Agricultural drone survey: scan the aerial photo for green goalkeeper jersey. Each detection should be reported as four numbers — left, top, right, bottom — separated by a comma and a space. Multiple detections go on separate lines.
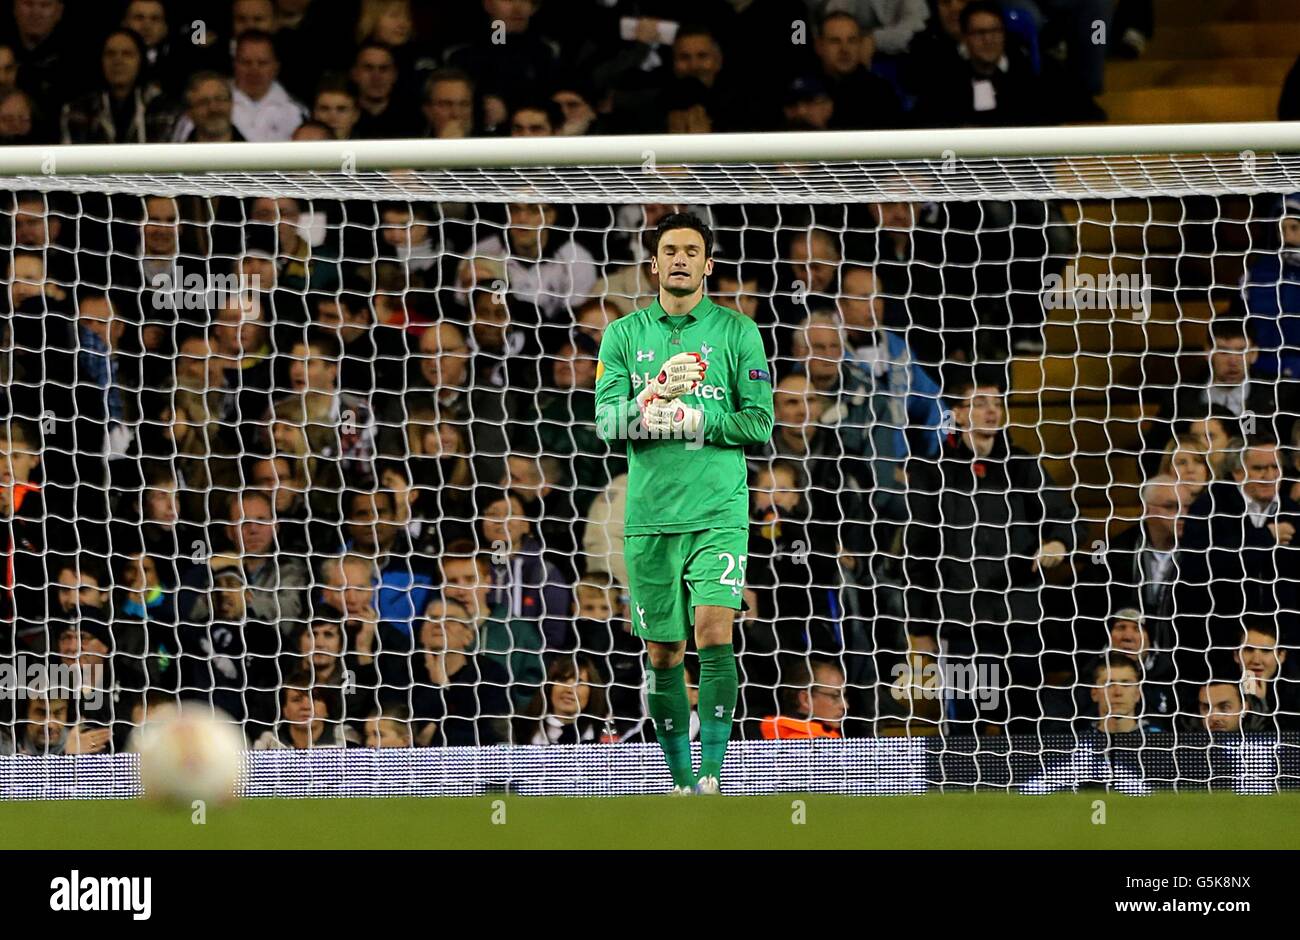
595, 295, 774, 535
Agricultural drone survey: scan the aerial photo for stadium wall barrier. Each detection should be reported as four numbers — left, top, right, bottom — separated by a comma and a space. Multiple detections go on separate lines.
1, 735, 1296, 800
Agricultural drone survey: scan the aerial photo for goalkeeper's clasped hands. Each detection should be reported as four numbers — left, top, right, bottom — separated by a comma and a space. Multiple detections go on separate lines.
636, 351, 708, 434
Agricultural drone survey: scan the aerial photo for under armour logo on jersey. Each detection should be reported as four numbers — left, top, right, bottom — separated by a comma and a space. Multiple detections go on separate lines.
636, 349, 655, 362
700, 342, 714, 358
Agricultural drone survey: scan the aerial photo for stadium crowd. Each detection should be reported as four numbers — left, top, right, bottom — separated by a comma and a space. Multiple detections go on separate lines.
0, 0, 1297, 755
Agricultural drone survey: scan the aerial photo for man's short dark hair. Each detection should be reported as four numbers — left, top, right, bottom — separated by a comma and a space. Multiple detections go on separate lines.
1208, 317, 1252, 347
423, 68, 475, 102
651, 212, 714, 258
817, 10, 861, 35
354, 41, 396, 65
294, 327, 342, 360
777, 655, 842, 716
944, 365, 1007, 404
235, 28, 277, 57
185, 70, 230, 101
314, 74, 359, 105
511, 96, 564, 132
1092, 651, 1142, 683
960, 0, 1005, 32
1241, 614, 1279, 643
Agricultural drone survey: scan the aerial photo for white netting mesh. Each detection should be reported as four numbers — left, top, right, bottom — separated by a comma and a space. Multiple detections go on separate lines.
0, 151, 1295, 791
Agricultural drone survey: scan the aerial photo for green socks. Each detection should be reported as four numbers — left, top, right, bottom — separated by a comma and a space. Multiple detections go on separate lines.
696, 644, 738, 782
648, 661, 695, 787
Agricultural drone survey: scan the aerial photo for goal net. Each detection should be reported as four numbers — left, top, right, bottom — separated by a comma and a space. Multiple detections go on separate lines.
0, 129, 1298, 796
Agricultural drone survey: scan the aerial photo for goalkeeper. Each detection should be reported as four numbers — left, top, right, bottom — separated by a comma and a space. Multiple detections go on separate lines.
595, 213, 774, 794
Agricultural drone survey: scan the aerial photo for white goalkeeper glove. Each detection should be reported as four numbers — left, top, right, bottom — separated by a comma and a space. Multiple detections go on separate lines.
643, 398, 703, 434
635, 351, 708, 412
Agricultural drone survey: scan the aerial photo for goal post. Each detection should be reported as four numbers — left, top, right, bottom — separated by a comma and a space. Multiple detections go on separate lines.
0, 122, 1298, 797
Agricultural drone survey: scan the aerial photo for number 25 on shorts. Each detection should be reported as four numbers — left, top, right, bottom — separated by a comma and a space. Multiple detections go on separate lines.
718, 552, 746, 596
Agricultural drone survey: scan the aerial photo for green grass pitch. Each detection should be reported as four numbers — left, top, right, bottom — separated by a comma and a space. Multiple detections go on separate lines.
1, 792, 1297, 849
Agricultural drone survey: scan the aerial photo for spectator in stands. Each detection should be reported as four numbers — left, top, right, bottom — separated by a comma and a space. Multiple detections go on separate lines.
478, 490, 572, 651
570, 577, 640, 727
0, 86, 41, 143
1235, 616, 1298, 731
376, 201, 444, 295
318, 552, 381, 633
1178, 318, 1272, 425
122, 0, 181, 96
50, 610, 117, 728
228, 30, 305, 141
2, 0, 76, 109
551, 80, 598, 136
438, 542, 544, 709
1184, 433, 1300, 653
2, 693, 70, 755
1243, 193, 1300, 389
905, 371, 1078, 732
500, 449, 579, 575
1080, 651, 1164, 735
812, 12, 903, 129
444, 0, 559, 134
178, 489, 311, 629
311, 75, 361, 139
420, 68, 475, 138
52, 555, 110, 617
133, 464, 202, 582
1078, 474, 1200, 668
0, 41, 16, 98
1155, 433, 1213, 502
468, 284, 545, 394
1196, 679, 1250, 734
835, 273, 946, 515
388, 412, 474, 552
254, 670, 349, 748
175, 71, 243, 142
780, 74, 834, 131
312, 290, 403, 399
290, 118, 331, 141
820, 0, 930, 57
773, 228, 842, 354
406, 595, 511, 746
287, 607, 379, 723
351, 42, 413, 139
375, 321, 508, 482
176, 563, 276, 733
340, 488, 435, 631
59, 28, 176, 144
271, 329, 377, 490
535, 331, 619, 516
746, 459, 846, 654
117, 547, 174, 630
757, 375, 872, 561
1103, 607, 1175, 719
914, 0, 1045, 128
472, 201, 598, 324
1185, 415, 1237, 481
509, 96, 561, 137
759, 656, 846, 740
515, 655, 611, 745
251, 198, 337, 293
906, 0, 967, 87
364, 703, 414, 748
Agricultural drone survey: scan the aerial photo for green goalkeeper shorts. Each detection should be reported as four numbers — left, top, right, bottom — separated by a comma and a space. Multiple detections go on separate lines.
624, 527, 748, 643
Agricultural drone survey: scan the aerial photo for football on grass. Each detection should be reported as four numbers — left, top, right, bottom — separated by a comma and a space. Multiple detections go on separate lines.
129, 707, 244, 805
